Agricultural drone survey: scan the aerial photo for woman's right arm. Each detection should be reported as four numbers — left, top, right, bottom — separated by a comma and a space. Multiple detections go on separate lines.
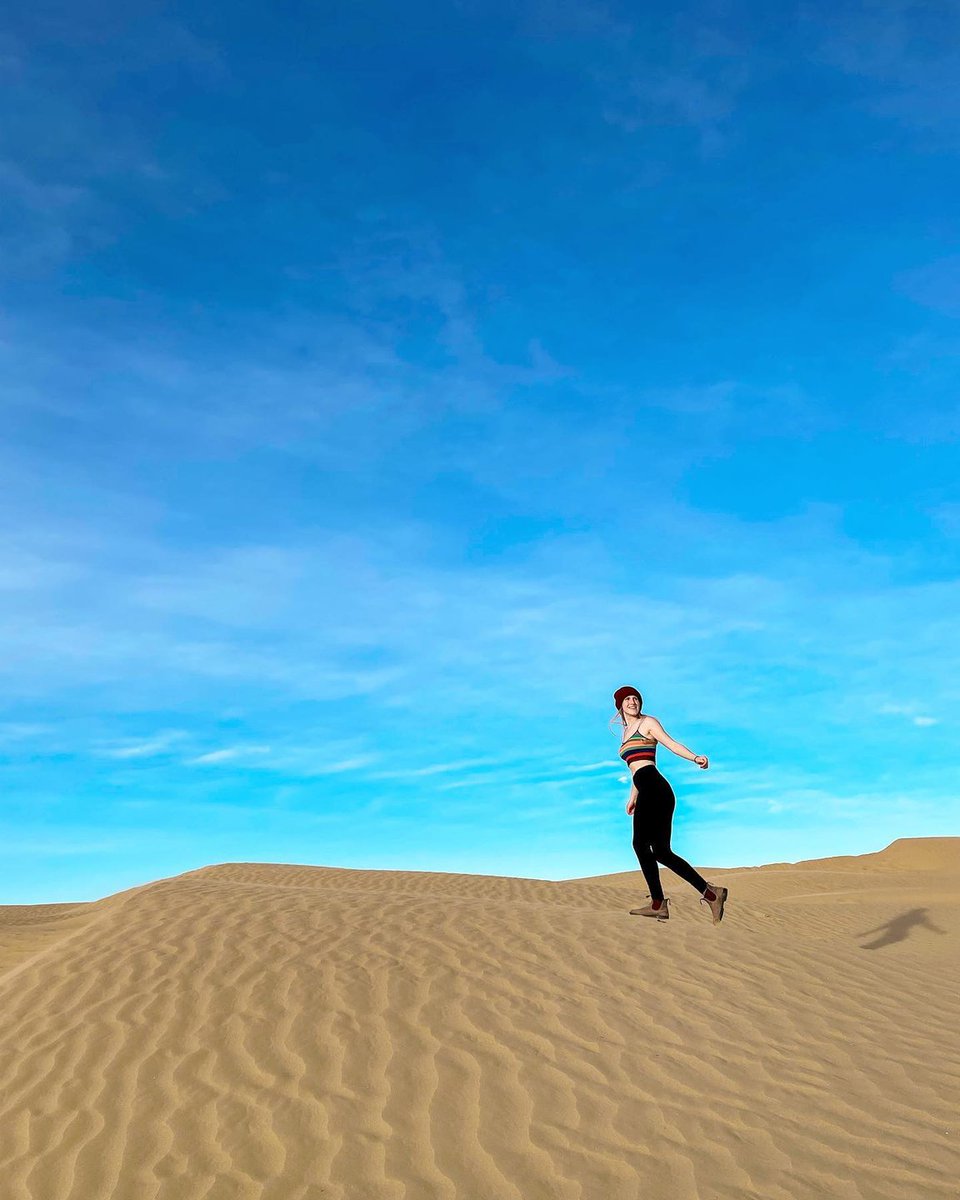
644, 716, 708, 768
625, 778, 638, 814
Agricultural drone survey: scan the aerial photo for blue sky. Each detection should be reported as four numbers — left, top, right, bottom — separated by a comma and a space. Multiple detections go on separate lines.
2, 0, 958, 903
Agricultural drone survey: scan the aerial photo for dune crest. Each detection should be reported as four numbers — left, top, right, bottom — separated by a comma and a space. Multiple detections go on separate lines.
0, 839, 957, 1199
871, 836, 960, 871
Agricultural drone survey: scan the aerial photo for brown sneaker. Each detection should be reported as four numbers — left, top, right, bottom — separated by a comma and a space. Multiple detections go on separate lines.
629, 896, 670, 920
700, 884, 728, 925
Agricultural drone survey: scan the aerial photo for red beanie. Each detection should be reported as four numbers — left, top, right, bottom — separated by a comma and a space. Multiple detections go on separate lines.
613, 685, 641, 710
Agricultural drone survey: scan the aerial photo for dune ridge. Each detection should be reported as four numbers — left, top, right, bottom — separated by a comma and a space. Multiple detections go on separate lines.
0, 838, 957, 1199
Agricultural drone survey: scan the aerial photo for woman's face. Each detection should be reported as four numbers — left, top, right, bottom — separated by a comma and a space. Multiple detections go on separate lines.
621, 694, 640, 718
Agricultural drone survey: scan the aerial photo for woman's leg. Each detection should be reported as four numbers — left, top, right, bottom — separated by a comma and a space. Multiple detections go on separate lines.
631, 783, 664, 902
648, 772, 711, 894
624, 787, 662, 902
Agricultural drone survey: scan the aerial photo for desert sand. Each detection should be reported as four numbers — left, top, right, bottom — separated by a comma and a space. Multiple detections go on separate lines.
0, 837, 957, 1199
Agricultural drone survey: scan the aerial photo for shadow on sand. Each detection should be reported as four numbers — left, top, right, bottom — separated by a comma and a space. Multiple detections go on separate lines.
856, 907, 947, 950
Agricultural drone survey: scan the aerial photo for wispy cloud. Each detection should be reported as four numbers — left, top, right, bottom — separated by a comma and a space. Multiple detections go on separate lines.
878, 703, 940, 727
0, 722, 52, 743
101, 731, 189, 759
0, 21, 227, 281
188, 746, 272, 766
1, 499, 957, 741
183, 748, 378, 776
897, 254, 960, 319
533, 7, 755, 156
808, 0, 960, 141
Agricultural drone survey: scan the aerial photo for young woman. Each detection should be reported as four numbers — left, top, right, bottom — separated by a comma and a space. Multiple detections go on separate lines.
612, 685, 728, 923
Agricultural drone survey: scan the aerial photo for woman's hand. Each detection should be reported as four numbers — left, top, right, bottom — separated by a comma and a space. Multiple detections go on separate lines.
694, 755, 709, 769
626, 798, 637, 815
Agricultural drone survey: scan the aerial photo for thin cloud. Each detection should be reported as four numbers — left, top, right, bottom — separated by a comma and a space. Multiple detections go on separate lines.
879, 704, 940, 727
188, 746, 272, 766
809, 1, 960, 140
102, 731, 189, 759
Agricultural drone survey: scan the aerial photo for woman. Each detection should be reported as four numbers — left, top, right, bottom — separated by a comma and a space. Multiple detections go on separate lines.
612, 685, 728, 923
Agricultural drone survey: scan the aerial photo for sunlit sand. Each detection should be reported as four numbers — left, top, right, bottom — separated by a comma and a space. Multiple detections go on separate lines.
0, 838, 957, 1198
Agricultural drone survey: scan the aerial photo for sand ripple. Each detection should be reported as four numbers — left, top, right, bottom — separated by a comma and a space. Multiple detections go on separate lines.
0, 839, 957, 1198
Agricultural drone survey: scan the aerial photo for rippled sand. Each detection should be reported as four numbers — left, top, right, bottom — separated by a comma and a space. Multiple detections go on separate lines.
0, 838, 957, 1199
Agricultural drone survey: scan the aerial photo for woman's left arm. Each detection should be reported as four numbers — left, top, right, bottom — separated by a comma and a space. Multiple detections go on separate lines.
645, 717, 708, 768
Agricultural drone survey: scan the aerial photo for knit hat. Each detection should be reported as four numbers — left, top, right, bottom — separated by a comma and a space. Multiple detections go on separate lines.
613, 685, 641, 710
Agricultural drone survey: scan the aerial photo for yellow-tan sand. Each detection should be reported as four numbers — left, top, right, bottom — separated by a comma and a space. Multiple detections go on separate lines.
0, 837, 957, 1199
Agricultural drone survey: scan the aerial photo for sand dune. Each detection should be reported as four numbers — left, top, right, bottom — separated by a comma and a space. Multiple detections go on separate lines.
0, 838, 957, 1199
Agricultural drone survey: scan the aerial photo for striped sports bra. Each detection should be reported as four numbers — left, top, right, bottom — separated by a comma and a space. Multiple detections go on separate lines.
619, 725, 657, 766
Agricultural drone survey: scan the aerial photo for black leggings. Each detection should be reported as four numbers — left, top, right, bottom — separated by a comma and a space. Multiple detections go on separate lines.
631, 767, 709, 902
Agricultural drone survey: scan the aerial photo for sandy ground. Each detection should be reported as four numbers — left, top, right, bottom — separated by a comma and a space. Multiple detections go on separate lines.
0, 837, 957, 1199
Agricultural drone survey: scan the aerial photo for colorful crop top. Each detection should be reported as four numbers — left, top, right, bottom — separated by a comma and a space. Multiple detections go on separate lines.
619, 727, 657, 766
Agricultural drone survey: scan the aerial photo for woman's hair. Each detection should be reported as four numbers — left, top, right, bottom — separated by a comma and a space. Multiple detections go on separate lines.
608, 691, 643, 733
